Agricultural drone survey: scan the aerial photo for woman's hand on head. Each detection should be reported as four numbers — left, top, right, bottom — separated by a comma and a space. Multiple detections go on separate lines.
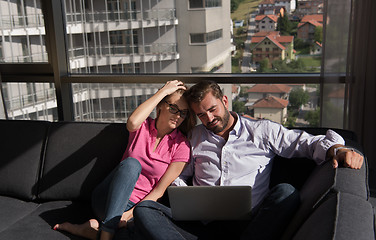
160, 80, 186, 96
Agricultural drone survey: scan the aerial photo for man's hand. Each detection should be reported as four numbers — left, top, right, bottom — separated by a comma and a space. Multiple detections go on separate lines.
330, 145, 364, 169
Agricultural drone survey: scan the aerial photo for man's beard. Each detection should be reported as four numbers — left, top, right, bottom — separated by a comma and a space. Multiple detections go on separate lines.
205, 109, 230, 134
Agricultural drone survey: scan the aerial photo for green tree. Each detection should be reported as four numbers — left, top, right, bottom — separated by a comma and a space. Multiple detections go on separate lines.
277, 14, 292, 35
288, 58, 306, 72
258, 58, 269, 72
284, 116, 297, 127
314, 26, 323, 43
232, 100, 246, 114
304, 108, 320, 127
231, 0, 245, 12
289, 88, 310, 110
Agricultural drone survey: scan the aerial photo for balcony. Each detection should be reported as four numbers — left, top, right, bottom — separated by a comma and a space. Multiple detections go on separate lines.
0, 14, 44, 29
66, 9, 176, 23
68, 43, 178, 68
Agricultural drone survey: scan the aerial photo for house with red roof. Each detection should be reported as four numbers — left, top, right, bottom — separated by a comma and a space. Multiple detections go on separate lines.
297, 14, 323, 42
255, 15, 279, 32
250, 31, 295, 66
310, 41, 322, 55
246, 83, 292, 104
250, 96, 289, 124
294, 0, 323, 19
328, 86, 345, 110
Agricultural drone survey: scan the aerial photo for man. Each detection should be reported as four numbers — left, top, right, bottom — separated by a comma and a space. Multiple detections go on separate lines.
132, 80, 363, 240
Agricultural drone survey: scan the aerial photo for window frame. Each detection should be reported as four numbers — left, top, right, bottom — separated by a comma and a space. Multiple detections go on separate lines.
0, 1, 346, 123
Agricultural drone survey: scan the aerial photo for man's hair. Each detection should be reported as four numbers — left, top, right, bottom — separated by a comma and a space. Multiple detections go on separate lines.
185, 80, 223, 104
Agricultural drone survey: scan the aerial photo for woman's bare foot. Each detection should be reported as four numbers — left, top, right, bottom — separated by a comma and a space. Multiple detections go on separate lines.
53, 219, 99, 240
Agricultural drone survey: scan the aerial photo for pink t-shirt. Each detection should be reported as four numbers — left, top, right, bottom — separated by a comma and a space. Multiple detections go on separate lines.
122, 117, 190, 203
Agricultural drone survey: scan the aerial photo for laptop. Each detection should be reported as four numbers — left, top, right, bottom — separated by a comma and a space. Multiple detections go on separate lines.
167, 186, 252, 221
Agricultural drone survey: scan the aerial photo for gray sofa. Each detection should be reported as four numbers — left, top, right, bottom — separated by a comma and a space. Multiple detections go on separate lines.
0, 120, 373, 239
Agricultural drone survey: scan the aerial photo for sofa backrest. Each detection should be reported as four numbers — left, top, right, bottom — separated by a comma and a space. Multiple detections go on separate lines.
36, 122, 129, 202
0, 120, 49, 201
272, 128, 370, 240
269, 127, 362, 191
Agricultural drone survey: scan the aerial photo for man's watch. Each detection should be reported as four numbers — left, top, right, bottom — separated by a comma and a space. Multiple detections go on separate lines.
333, 146, 354, 156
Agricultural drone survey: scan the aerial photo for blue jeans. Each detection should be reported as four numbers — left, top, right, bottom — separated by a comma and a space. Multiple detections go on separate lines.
133, 183, 300, 240
91, 157, 141, 234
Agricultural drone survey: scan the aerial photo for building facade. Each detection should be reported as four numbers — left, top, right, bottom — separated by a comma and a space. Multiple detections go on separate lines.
0, 0, 232, 121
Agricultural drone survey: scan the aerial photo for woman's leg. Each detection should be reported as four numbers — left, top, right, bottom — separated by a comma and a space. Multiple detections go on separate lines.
94, 157, 141, 234
54, 157, 141, 239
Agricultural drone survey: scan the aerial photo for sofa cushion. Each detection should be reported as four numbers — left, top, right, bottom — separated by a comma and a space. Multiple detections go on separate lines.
0, 120, 49, 200
292, 192, 374, 240
37, 122, 128, 201
0, 200, 93, 240
0, 196, 39, 233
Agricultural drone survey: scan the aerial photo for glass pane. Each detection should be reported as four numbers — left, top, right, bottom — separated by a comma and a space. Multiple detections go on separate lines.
1, 82, 58, 121
69, 82, 319, 127
72, 83, 160, 122
232, 83, 320, 127
63, 0, 232, 73
0, 0, 48, 62
62, 0, 324, 74
232, 1, 323, 73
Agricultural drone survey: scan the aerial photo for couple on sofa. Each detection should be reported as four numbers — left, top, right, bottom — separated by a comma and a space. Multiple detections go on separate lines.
54, 80, 363, 240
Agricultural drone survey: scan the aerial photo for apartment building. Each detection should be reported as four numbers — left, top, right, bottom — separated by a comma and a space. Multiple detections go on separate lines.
0, 0, 232, 121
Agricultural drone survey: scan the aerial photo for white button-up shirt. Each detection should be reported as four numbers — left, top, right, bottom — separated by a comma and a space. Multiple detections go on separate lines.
173, 114, 345, 208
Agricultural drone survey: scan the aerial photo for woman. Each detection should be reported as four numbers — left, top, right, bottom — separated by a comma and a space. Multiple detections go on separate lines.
54, 80, 195, 240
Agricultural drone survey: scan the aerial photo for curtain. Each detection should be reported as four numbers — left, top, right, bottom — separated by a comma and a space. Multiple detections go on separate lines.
347, 0, 376, 183
321, 0, 352, 128
0, 75, 7, 119
323, 0, 376, 186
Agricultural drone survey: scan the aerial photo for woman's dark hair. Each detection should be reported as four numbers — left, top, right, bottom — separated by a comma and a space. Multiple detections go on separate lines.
156, 83, 196, 136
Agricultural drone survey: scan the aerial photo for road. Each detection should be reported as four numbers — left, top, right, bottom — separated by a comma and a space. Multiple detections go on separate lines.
241, 13, 256, 73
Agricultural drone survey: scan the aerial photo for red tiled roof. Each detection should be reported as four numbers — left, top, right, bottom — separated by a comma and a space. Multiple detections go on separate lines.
328, 87, 345, 98
232, 85, 239, 93
266, 36, 286, 50
275, 35, 294, 43
315, 41, 322, 47
253, 31, 279, 37
298, 20, 323, 28
260, 0, 275, 5
255, 14, 279, 22
301, 14, 323, 23
241, 114, 256, 120
247, 84, 292, 93
252, 31, 293, 44
252, 96, 289, 109
251, 36, 266, 43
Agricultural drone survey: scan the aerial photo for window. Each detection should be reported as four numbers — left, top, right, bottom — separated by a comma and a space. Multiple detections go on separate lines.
190, 29, 222, 44
0, 0, 353, 130
0, 38, 3, 60
189, 0, 221, 8
190, 33, 205, 44
0, 0, 47, 63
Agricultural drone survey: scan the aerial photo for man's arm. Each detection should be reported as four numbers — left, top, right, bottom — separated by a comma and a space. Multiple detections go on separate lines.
326, 144, 364, 169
